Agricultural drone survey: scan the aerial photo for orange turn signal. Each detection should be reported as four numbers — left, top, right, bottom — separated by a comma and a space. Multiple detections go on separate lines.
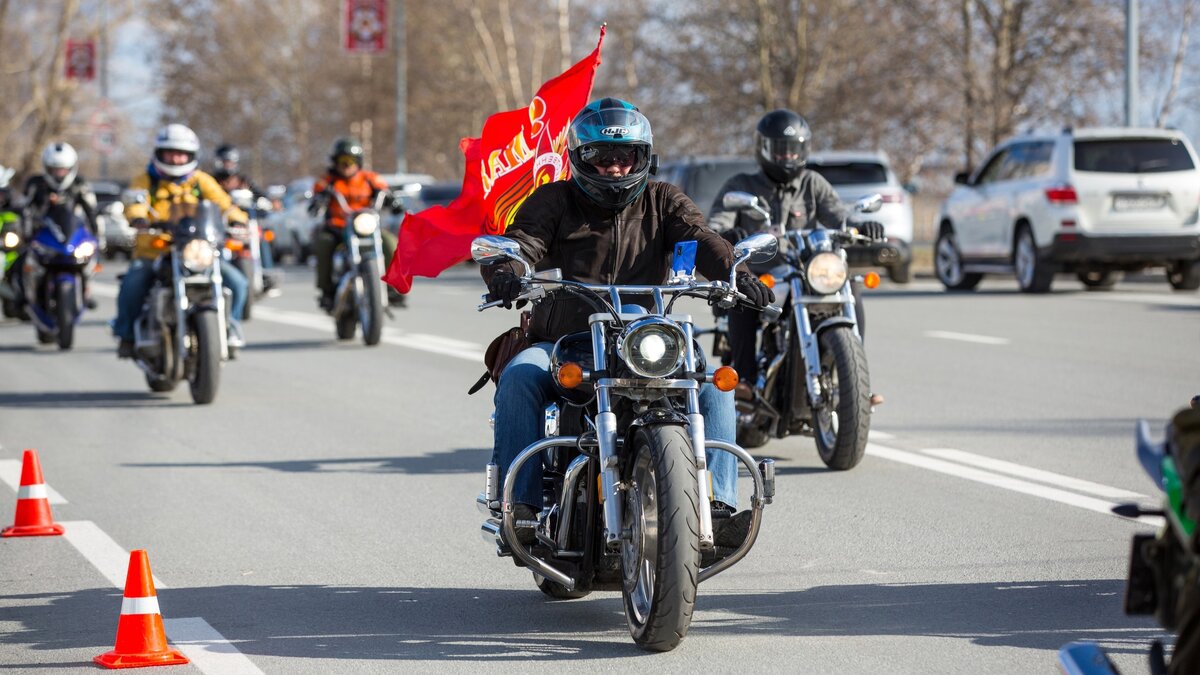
757, 273, 775, 289
863, 272, 881, 289
557, 362, 584, 389
263, 229, 275, 242
712, 366, 739, 392
151, 238, 167, 250
225, 240, 245, 251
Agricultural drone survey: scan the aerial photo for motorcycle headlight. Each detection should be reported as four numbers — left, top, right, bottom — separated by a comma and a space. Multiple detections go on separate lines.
2, 231, 18, 248
618, 317, 686, 379
73, 241, 96, 259
352, 212, 379, 237
182, 239, 215, 272
805, 252, 848, 295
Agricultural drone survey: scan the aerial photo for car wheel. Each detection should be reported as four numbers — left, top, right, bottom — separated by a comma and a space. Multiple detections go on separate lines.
934, 229, 982, 291
1014, 226, 1054, 293
1077, 270, 1117, 290
1167, 261, 1200, 291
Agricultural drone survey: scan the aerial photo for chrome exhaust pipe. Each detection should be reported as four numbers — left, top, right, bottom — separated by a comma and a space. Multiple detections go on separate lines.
480, 519, 500, 545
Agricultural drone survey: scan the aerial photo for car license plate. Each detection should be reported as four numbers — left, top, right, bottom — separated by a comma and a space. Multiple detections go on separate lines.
1112, 194, 1166, 211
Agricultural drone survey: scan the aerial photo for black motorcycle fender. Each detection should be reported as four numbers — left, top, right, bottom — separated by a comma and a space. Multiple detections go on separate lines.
625, 410, 691, 451
812, 315, 855, 338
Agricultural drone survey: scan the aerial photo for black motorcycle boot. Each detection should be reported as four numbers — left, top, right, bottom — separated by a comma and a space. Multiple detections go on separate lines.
318, 291, 334, 312
117, 339, 135, 359
712, 502, 752, 549
511, 503, 538, 545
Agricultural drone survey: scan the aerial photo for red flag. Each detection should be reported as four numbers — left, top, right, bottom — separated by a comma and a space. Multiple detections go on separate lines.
343, 0, 388, 54
384, 26, 605, 294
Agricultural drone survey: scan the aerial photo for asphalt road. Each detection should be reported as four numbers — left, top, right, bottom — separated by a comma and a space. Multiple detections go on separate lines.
1, 260, 1197, 674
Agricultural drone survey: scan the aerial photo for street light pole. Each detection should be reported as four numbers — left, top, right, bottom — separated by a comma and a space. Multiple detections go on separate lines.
99, 0, 109, 179
394, 0, 406, 173
1125, 0, 1138, 127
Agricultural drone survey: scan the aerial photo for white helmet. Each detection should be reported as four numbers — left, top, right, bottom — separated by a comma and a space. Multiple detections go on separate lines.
152, 123, 200, 178
42, 142, 79, 191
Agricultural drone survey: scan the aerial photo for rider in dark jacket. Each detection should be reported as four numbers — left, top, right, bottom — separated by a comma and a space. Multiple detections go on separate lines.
709, 110, 883, 403
481, 98, 774, 549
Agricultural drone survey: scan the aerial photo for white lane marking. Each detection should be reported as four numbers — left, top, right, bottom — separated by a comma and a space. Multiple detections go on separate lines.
922, 448, 1148, 500
61, 520, 262, 674
924, 330, 1011, 345
866, 444, 1164, 528
164, 618, 265, 675
60, 520, 165, 589
90, 283, 117, 298
0, 459, 68, 504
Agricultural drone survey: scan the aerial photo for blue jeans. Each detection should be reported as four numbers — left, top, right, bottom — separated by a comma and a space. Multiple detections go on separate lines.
113, 258, 248, 340
492, 343, 739, 508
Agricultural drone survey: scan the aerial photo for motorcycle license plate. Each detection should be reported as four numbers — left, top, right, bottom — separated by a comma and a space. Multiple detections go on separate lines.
1112, 194, 1166, 211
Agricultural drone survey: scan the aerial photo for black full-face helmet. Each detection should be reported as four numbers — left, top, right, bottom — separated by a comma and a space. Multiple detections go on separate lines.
329, 137, 364, 169
213, 143, 240, 177
755, 109, 811, 184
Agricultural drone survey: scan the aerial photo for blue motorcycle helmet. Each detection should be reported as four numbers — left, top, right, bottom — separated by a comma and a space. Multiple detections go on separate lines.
567, 98, 655, 210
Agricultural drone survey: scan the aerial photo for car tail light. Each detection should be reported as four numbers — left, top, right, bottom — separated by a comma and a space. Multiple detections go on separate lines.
880, 191, 904, 203
1045, 185, 1078, 205
1060, 219, 1076, 228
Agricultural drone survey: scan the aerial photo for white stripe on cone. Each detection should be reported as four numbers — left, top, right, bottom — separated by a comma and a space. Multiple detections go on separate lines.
121, 596, 162, 615
16, 484, 48, 500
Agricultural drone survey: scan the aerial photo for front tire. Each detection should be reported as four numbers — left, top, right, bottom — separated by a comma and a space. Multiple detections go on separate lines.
935, 229, 982, 291
621, 425, 700, 652
360, 259, 383, 346
55, 281, 76, 350
1014, 226, 1054, 293
813, 327, 870, 470
188, 311, 222, 405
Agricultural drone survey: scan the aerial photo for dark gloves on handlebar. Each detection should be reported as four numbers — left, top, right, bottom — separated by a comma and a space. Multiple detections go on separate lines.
856, 220, 886, 242
718, 226, 748, 246
486, 268, 525, 309
736, 272, 775, 308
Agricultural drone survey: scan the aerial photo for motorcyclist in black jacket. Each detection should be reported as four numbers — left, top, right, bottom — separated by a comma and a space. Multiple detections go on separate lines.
708, 110, 884, 404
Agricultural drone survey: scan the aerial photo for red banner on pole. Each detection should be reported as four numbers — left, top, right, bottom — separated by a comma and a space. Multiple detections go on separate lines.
65, 40, 96, 81
343, 0, 388, 54
383, 27, 606, 294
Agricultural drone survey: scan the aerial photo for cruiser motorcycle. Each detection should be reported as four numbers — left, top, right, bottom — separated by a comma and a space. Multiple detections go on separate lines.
712, 191, 883, 470
472, 233, 780, 652
321, 190, 393, 346
225, 188, 275, 320
129, 200, 233, 405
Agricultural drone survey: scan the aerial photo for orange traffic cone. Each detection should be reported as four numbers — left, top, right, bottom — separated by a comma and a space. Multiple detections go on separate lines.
1, 449, 64, 537
94, 550, 189, 669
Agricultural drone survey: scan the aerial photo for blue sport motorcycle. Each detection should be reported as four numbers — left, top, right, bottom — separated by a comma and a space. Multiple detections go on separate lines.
21, 205, 98, 349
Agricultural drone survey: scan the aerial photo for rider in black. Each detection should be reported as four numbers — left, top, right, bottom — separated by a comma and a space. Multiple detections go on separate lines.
708, 110, 884, 403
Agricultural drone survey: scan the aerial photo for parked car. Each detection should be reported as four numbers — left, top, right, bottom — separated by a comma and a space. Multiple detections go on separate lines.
265, 177, 318, 263
414, 181, 461, 208
91, 180, 133, 259
936, 127, 1200, 293
378, 172, 436, 234
657, 156, 757, 217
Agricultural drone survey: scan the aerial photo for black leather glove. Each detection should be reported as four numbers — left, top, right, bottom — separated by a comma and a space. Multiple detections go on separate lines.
486, 268, 525, 308
719, 226, 749, 246
736, 271, 775, 307
857, 220, 886, 242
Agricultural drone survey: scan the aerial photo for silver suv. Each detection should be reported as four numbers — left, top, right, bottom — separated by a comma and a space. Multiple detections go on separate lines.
936, 127, 1200, 292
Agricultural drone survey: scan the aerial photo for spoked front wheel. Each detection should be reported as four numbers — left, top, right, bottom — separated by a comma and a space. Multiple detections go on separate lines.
812, 326, 871, 470
621, 424, 700, 652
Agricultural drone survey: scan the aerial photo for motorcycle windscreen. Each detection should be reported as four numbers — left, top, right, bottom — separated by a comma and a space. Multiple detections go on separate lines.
170, 201, 224, 244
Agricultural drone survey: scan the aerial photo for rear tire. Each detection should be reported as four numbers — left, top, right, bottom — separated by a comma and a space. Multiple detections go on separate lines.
188, 311, 222, 405
55, 281, 76, 350
1167, 261, 1200, 291
621, 425, 700, 652
934, 229, 982, 291
1077, 270, 1117, 290
813, 327, 870, 470
1014, 226, 1054, 293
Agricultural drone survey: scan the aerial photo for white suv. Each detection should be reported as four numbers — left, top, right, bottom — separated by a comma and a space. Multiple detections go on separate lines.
935, 127, 1200, 292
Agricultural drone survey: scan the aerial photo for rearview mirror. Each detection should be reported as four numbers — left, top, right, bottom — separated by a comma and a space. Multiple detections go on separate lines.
122, 189, 148, 206
733, 232, 779, 264
854, 194, 883, 214
471, 235, 522, 265
722, 191, 760, 211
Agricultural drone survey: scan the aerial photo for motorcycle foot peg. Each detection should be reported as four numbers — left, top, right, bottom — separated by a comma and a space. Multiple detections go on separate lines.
758, 458, 776, 504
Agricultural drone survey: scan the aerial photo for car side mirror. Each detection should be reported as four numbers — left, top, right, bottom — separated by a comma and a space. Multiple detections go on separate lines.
953, 171, 971, 186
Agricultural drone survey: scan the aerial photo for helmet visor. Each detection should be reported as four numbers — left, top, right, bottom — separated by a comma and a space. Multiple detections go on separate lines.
335, 154, 360, 169
156, 149, 195, 166
761, 137, 809, 166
